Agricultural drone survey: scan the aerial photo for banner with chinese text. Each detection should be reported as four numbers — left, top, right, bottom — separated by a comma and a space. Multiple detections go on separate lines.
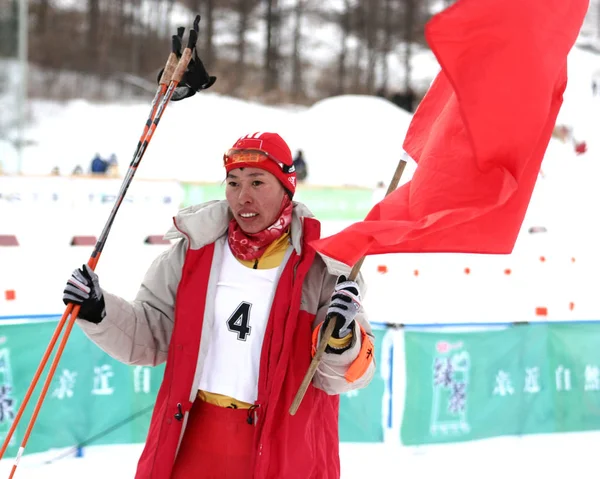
0, 320, 165, 456
401, 323, 600, 445
0, 320, 389, 457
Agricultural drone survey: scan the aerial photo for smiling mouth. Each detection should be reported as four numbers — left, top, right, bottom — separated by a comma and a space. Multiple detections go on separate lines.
239, 213, 258, 218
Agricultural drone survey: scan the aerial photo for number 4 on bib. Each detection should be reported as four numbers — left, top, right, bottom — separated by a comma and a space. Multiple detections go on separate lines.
227, 302, 252, 341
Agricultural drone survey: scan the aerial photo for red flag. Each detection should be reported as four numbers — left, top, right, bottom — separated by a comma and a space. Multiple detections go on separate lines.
312, 0, 588, 267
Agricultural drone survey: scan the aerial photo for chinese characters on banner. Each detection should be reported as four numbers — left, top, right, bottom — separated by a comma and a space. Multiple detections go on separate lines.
0, 321, 389, 457
431, 342, 470, 435
401, 323, 600, 445
0, 323, 165, 457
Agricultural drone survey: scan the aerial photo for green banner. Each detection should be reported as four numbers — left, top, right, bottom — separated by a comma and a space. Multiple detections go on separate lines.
401, 323, 600, 445
180, 182, 226, 207
180, 182, 374, 220
0, 320, 388, 456
293, 186, 373, 220
0, 320, 165, 456
338, 328, 387, 442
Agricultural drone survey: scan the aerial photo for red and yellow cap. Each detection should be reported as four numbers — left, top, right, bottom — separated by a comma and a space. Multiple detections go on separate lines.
224, 132, 297, 196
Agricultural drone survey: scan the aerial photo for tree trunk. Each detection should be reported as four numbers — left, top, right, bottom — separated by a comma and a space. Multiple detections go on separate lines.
129, 0, 141, 75
351, 4, 364, 92
336, 0, 351, 95
402, 0, 416, 91
235, 0, 249, 91
264, 0, 280, 93
365, 0, 379, 93
87, 0, 100, 72
291, 0, 305, 101
204, 0, 215, 68
38, 0, 49, 34
378, 0, 392, 96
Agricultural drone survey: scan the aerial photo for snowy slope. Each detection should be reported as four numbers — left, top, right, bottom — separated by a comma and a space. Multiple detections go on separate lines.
3, 45, 600, 323
2, 432, 600, 478
2, 32, 600, 479
0, 92, 415, 189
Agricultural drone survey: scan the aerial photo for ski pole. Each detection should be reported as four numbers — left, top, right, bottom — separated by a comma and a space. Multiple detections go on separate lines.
1, 23, 199, 478
0, 30, 183, 464
133, 26, 185, 161
289, 157, 408, 415
0, 34, 183, 466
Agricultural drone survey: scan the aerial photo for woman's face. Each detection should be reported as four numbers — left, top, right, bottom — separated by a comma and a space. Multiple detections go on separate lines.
226, 167, 285, 234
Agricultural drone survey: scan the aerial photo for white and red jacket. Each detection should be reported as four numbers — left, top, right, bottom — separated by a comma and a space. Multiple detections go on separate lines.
78, 200, 375, 478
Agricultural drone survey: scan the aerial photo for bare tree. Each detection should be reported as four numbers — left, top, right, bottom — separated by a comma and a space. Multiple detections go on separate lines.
234, 0, 251, 92
203, 0, 216, 68
350, 2, 364, 92
37, 0, 50, 34
402, 0, 417, 91
378, 0, 394, 95
264, 0, 281, 92
129, 0, 142, 75
290, 0, 305, 100
336, 0, 352, 95
87, 0, 100, 72
364, 0, 380, 93
17, 0, 434, 102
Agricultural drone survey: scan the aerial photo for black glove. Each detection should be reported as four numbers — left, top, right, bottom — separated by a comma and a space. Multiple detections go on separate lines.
323, 275, 362, 340
63, 264, 106, 324
157, 15, 217, 101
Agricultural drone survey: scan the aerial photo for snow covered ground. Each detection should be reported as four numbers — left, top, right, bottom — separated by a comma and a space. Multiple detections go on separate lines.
0, 92, 417, 190
2, 34, 600, 479
2, 431, 600, 478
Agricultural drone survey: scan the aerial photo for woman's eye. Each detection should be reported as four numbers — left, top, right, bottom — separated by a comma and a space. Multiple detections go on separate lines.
227, 181, 238, 187
252, 181, 263, 187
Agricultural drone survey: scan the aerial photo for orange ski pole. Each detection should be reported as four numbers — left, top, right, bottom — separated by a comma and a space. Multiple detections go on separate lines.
1, 23, 199, 477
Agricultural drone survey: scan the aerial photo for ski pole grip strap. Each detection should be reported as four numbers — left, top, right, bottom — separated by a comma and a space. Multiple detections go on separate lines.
159, 52, 179, 85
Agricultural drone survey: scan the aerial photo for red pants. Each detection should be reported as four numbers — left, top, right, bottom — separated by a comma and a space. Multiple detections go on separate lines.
170, 399, 255, 479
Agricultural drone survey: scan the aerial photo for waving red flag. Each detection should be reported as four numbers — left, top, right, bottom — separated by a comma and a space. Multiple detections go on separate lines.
312, 0, 588, 267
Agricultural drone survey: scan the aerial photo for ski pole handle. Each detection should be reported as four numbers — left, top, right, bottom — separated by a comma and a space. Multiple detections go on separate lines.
172, 29, 197, 84
159, 27, 185, 85
289, 157, 408, 415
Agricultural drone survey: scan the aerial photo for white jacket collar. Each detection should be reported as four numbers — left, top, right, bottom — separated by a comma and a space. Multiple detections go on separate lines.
165, 200, 315, 255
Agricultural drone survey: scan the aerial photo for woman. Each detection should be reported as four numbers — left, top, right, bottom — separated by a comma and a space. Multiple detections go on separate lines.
63, 132, 375, 478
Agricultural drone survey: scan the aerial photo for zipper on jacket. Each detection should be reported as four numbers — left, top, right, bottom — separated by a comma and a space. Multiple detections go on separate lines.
247, 404, 260, 425
253, 259, 259, 269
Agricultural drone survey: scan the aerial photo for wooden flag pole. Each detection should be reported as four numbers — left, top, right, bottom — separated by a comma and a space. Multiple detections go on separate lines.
289, 156, 408, 415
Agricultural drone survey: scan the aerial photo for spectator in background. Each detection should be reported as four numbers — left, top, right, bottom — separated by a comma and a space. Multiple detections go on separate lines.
72, 165, 84, 175
107, 153, 119, 177
293, 149, 308, 182
90, 153, 108, 175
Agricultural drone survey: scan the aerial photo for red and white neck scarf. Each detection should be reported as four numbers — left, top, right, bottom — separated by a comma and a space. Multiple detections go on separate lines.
228, 196, 293, 261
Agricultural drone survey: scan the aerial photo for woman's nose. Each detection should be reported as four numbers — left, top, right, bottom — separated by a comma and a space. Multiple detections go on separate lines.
238, 184, 253, 204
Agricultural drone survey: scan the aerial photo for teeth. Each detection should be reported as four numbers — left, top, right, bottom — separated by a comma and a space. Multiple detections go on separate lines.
240, 213, 257, 218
